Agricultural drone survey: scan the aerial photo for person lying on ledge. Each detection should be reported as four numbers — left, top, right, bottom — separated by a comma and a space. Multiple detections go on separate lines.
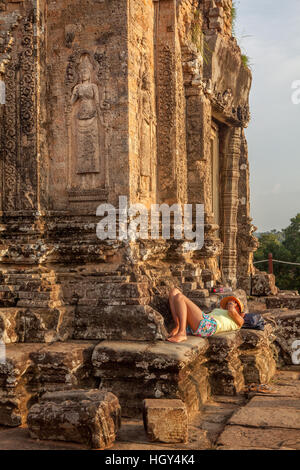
167, 288, 245, 343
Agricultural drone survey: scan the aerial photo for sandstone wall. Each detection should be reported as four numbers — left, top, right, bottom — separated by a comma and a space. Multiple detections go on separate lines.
0, 0, 257, 328
128, 0, 157, 207
45, 0, 130, 211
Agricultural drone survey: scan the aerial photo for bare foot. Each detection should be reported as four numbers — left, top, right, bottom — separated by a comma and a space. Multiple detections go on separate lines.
168, 327, 179, 338
167, 334, 187, 343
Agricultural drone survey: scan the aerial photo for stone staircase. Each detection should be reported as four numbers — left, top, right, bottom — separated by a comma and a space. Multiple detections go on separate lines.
0, 341, 97, 426
0, 267, 167, 343
0, 267, 279, 432
0, 269, 73, 343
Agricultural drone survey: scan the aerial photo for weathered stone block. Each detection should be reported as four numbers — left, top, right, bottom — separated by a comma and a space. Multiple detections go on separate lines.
73, 304, 168, 341
239, 349, 276, 384
27, 389, 121, 449
251, 272, 278, 296
238, 325, 276, 384
92, 337, 210, 417
0, 306, 74, 343
266, 296, 300, 310
0, 344, 42, 426
264, 310, 300, 365
0, 341, 97, 426
26, 341, 97, 393
143, 399, 188, 443
206, 332, 244, 395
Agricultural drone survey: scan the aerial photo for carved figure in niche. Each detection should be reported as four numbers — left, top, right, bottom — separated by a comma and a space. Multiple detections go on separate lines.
71, 54, 101, 174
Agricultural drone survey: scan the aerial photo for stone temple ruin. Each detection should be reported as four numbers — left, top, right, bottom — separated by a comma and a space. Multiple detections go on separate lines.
0, 0, 297, 447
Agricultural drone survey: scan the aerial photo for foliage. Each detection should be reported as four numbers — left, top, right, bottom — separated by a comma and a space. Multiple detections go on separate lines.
231, 2, 237, 36
241, 54, 251, 70
254, 214, 300, 291
191, 8, 211, 65
191, 18, 202, 53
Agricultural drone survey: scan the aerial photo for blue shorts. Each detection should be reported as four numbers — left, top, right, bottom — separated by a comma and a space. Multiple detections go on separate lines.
186, 313, 217, 338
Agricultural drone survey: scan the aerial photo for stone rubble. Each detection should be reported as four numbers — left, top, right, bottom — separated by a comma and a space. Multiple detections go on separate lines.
143, 399, 188, 444
27, 389, 121, 449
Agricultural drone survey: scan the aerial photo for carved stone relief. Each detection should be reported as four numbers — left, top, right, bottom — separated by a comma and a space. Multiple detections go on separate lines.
3, 14, 36, 212
137, 40, 154, 197
65, 51, 107, 200
71, 55, 101, 175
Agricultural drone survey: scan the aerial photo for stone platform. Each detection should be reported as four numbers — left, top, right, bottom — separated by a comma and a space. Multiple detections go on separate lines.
217, 370, 300, 450
0, 323, 277, 426
266, 296, 300, 310
262, 309, 300, 366
0, 341, 98, 426
92, 337, 210, 417
0, 370, 298, 450
92, 325, 276, 416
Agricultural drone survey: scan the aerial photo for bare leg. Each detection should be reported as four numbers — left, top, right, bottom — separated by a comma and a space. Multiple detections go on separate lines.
168, 288, 181, 337
167, 291, 205, 343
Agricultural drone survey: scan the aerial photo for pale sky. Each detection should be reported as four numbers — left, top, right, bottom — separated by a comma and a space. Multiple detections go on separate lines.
236, 0, 300, 232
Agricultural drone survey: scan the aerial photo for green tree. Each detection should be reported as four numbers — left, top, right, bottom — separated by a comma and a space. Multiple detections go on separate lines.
283, 214, 300, 261
282, 214, 300, 290
254, 214, 300, 291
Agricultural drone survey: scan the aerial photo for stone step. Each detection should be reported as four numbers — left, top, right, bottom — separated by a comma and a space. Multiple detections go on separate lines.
74, 304, 168, 341
0, 341, 98, 426
92, 337, 210, 417
0, 302, 168, 343
16, 300, 63, 308
62, 281, 151, 303
262, 310, 300, 367
57, 271, 125, 279
27, 389, 121, 449
217, 372, 300, 450
59, 274, 131, 283
266, 296, 300, 310
187, 289, 210, 299
0, 323, 279, 429
0, 306, 74, 343
83, 275, 131, 283
189, 396, 246, 446
17, 292, 52, 300
77, 297, 151, 306
0, 283, 54, 292
205, 325, 276, 396
2, 273, 57, 281
181, 282, 198, 293
0, 286, 61, 308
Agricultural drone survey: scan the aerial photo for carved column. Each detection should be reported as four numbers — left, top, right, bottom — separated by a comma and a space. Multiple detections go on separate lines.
221, 127, 241, 288
186, 90, 210, 207
155, 0, 187, 205
236, 129, 259, 292
0, 5, 47, 214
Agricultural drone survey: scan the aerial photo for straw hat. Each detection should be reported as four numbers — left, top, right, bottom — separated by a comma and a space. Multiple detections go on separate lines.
220, 296, 244, 314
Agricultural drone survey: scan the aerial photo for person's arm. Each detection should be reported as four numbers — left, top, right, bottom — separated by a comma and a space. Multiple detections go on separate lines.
227, 306, 244, 328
